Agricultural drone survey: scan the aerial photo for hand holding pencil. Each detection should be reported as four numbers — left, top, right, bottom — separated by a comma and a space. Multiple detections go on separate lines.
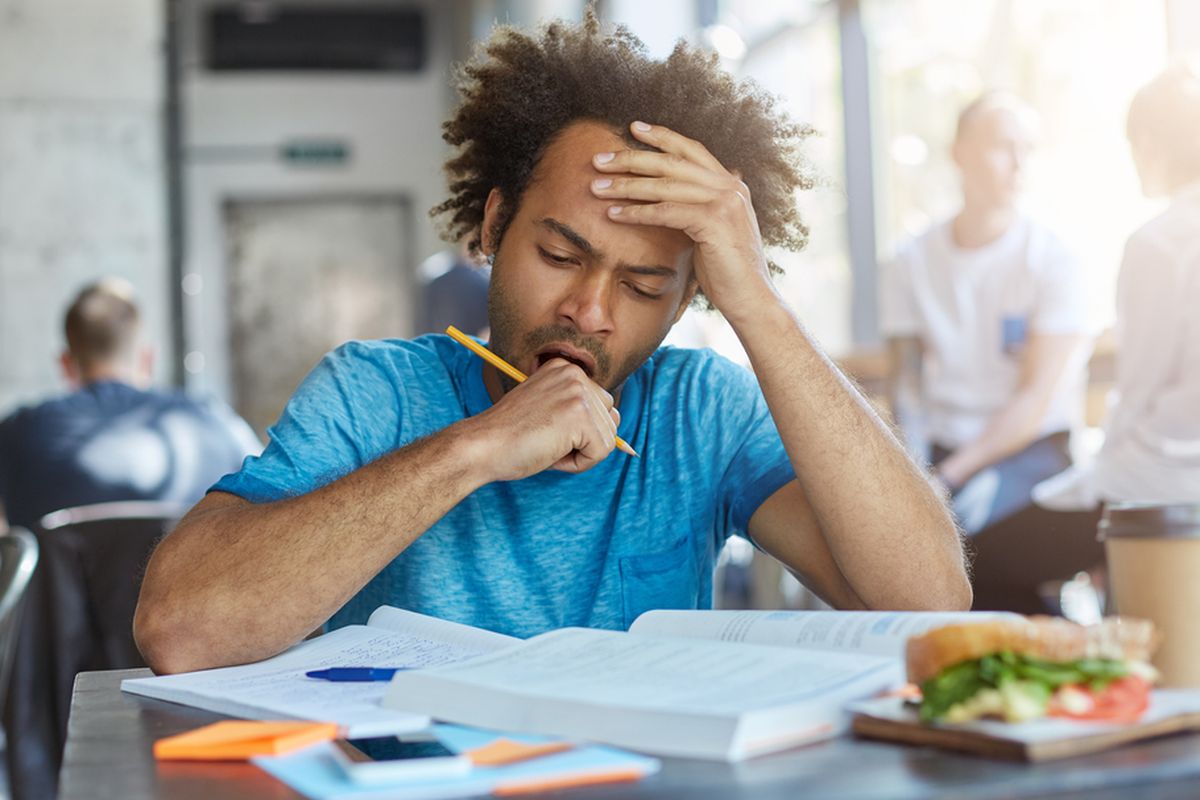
446, 326, 639, 472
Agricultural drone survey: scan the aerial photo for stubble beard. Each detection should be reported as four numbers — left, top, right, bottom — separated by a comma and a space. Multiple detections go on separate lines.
485, 251, 669, 395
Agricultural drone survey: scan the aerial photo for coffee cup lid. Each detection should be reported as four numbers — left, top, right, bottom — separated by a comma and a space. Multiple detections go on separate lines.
1099, 502, 1200, 540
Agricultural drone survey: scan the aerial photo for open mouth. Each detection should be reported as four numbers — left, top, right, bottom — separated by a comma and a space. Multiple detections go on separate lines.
534, 346, 596, 378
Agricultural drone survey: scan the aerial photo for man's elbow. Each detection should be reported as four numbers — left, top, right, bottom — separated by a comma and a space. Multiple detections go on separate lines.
134, 595, 209, 675
928, 569, 973, 611
878, 577, 972, 612
912, 560, 973, 611
134, 566, 225, 675
134, 604, 179, 675
928, 506, 973, 611
917, 528, 973, 611
875, 549, 973, 612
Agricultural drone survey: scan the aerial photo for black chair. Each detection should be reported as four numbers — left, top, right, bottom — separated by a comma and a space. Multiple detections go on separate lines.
5, 502, 184, 800
0, 530, 39, 764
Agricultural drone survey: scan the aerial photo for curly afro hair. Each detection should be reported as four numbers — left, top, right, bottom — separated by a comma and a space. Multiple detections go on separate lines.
431, 11, 814, 297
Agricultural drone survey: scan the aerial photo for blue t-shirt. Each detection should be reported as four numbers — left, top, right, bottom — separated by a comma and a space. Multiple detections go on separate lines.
213, 334, 794, 638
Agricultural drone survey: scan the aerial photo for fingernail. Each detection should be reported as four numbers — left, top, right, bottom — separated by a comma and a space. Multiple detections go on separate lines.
594, 152, 615, 164
608, 205, 623, 216
592, 178, 612, 190
633, 121, 652, 132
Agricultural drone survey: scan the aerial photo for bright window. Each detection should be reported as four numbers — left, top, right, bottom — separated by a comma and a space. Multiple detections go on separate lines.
865, 0, 1169, 329
664, 2, 854, 362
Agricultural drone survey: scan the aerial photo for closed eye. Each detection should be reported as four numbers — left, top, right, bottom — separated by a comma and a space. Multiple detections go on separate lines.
624, 282, 662, 300
537, 246, 578, 266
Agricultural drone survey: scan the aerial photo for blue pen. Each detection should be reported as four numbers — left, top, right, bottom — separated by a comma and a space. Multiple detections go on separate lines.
305, 667, 409, 682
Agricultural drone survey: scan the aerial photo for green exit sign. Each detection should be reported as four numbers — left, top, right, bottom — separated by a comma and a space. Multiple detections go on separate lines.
281, 140, 351, 165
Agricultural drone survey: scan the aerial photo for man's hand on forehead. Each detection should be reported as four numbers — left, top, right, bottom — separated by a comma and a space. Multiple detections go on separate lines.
589, 121, 777, 323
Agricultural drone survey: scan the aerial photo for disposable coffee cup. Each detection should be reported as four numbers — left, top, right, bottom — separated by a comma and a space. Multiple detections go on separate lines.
1100, 503, 1200, 687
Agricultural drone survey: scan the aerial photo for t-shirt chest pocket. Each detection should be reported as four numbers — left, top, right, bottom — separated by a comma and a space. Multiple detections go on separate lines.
618, 536, 700, 629
1000, 313, 1030, 356
995, 280, 1037, 358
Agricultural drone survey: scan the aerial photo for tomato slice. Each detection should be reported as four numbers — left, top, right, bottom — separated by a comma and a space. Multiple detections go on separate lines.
1048, 676, 1151, 723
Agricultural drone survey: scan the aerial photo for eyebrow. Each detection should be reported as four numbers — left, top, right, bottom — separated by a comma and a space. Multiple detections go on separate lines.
538, 218, 602, 260
622, 264, 678, 279
536, 217, 679, 279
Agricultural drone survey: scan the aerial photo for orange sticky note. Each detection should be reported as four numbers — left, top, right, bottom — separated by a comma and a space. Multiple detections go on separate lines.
465, 738, 574, 767
492, 767, 647, 796
154, 720, 339, 761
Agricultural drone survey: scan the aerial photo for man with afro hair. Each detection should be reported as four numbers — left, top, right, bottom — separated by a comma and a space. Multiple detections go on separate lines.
136, 13, 969, 674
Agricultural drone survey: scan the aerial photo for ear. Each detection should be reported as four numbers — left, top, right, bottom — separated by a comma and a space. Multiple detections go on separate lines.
480, 189, 506, 257
137, 345, 155, 385
59, 351, 80, 388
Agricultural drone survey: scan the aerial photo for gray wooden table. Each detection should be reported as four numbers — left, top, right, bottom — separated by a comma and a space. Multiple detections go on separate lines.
61, 669, 1200, 800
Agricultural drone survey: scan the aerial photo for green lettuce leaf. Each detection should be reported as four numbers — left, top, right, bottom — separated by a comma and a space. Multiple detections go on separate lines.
919, 652, 1130, 722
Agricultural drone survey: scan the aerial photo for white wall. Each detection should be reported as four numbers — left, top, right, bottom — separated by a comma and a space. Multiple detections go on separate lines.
603, 0, 697, 59
1167, 0, 1200, 55
0, 0, 166, 415
179, 0, 459, 401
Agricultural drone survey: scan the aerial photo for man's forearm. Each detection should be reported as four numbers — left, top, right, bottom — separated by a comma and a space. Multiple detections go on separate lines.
885, 337, 930, 463
936, 390, 1049, 488
730, 297, 969, 610
937, 333, 1088, 489
135, 418, 493, 673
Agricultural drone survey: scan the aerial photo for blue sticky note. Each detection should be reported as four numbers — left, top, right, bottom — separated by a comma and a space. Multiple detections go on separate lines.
252, 725, 660, 799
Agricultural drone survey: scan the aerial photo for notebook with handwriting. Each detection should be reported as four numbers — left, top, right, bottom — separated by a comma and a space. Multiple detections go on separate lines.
121, 607, 518, 737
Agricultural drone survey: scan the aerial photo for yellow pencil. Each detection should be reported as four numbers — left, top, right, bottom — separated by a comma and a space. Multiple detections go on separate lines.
445, 325, 639, 458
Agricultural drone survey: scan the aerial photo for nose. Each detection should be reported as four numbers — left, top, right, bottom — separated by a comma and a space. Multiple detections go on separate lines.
556, 271, 615, 336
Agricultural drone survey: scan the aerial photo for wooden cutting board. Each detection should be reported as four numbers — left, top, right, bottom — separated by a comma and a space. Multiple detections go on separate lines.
850, 693, 1200, 762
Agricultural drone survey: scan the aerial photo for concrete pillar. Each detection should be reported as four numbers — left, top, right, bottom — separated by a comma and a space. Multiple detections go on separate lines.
0, 0, 166, 413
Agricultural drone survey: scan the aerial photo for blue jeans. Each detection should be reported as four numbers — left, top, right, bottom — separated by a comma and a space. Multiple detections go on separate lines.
933, 431, 1072, 536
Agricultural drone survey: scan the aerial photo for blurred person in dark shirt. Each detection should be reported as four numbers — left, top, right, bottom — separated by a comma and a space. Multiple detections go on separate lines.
0, 279, 260, 531
416, 240, 491, 338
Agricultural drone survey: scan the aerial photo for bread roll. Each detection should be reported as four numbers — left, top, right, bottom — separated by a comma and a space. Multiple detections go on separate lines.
906, 616, 1159, 684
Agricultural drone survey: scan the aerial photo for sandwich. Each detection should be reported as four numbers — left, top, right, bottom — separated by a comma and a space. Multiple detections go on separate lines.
907, 616, 1159, 724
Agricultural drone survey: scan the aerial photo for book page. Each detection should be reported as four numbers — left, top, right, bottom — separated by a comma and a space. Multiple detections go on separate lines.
389, 627, 901, 716
121, 619, 508, 737
629, 610, 1021, 660
366, 605, 519, 653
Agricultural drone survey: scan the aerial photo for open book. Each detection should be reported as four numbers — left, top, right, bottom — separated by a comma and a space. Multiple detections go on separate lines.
122, 606, 1010, 756
382, 609, 1014, 761
121, 607, 518, 737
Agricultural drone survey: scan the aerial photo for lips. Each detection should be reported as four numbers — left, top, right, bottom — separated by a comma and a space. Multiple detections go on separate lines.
532, 343, 597, 378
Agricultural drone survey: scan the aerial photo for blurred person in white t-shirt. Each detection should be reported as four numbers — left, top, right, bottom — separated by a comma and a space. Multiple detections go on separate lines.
1037, 60, 1200, 511
881, 92, 1094, 546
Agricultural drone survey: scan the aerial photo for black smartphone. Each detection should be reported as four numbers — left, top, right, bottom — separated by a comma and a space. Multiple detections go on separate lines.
331, 735, 471, 785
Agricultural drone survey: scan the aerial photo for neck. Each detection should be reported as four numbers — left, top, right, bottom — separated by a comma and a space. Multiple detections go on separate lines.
1166, 171, 1200, 197
78, 363, 134, 387
952, 201, 1017, 249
